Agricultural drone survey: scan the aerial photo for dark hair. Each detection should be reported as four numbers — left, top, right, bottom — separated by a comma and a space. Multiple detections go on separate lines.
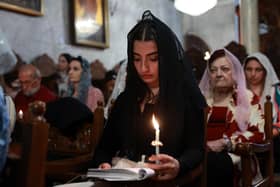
125, 10, 206, 124
243, 57, 266, 75
60, 53, 72, 64
126, 16, 160, 102
224, 41, 248, 64
243, 57, 260, 67
68, 56, 91, 104
185, 48, 207, 82
70, 56, 89, 70
208, 49, 226, 66
131, 23, 157, 41
104, 70, 117, 82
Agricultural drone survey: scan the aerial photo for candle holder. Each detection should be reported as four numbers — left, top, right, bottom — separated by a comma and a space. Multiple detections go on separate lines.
151, 140, 163, 164
151, 140, 163, 152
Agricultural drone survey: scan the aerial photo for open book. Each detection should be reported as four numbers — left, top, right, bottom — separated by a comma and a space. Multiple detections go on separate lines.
86, 168, 155, 181
53, 181, 94, 187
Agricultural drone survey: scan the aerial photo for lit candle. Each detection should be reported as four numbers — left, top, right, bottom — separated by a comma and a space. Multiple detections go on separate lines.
152, 114, 160, 155
18, 110, 23, 119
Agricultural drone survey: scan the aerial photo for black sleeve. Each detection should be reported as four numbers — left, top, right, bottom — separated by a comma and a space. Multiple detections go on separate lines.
177, 103, 205, 175
91, 94, 124, 167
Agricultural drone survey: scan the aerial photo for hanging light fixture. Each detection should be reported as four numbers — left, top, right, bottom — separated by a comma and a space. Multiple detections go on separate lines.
174, 0, 218, 16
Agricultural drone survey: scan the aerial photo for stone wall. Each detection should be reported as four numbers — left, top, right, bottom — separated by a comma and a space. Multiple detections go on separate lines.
181, 0, 236, 52
0, 0, 182, 69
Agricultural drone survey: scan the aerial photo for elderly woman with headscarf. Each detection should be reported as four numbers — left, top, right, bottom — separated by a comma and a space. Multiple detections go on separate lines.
68, 56, 104, 112
244, 52, 280, 172
199, 49, 265, 187
93, 10, 206, 182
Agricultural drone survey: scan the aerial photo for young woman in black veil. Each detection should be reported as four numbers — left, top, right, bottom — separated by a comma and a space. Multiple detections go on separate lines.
93, 10, 206, 181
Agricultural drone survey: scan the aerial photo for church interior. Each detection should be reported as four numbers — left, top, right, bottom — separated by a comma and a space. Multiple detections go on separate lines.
0, 0, 280, 186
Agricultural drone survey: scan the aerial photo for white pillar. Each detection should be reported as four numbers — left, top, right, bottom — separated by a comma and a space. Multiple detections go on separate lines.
240, 0, 259, 53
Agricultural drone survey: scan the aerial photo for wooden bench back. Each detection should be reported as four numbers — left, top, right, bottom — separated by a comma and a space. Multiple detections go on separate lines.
17, 101, 49, 187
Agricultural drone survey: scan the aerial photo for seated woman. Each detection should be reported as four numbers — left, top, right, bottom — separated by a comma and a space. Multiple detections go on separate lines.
93, 10, 206, 182
68, 56, 104, 112
244, 52, 280, 135
57, 53, 72, 97
244, 52, 280, 172
199, 49, 265, 187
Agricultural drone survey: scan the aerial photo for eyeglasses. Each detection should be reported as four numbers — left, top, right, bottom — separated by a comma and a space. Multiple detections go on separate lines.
19, 79, 36, 86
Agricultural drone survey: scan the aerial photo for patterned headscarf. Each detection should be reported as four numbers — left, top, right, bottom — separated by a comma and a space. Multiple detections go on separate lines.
104, 60, 127, 118
0, 29, 17, 74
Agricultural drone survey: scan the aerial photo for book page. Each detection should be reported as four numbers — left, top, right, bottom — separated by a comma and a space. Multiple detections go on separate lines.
53, 181, 94, 187
87, 168, 155, 181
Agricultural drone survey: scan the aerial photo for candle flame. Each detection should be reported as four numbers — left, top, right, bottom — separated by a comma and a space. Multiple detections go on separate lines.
152, 114, 159, 130
18, 109, 23, 119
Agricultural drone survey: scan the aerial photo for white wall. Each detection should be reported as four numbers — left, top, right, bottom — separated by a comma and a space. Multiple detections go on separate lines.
181, 0, 236, 51
0, 0, 183, 70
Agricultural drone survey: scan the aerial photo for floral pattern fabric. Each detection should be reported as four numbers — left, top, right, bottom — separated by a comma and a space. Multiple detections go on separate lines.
206, 90, 265, 148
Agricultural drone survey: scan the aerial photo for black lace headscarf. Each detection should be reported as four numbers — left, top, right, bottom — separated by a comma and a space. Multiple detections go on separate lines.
125, 10, 206, 125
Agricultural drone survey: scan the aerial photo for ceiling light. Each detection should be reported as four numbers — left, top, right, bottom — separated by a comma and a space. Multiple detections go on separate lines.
174, 0, 217, 16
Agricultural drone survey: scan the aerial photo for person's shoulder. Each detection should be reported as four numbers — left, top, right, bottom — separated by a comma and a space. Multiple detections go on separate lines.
39, 85, 58, 99
88, 85, 103, 95
115, 91, 128, 101
14, 91, 25, 100
88, 86, 105, 102
40, 85, 55, 94
111, 91, 128, 107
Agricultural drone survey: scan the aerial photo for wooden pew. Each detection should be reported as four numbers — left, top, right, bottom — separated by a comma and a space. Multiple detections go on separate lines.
6, 101, 49, 187
46, 101, 104, 182
234, 96, 274, 187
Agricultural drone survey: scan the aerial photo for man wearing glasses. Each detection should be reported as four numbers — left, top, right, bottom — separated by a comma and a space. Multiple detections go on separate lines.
14, 64, 57, 114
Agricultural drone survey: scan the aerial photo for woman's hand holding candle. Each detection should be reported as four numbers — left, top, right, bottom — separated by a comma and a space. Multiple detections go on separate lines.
147, 154, 179, 181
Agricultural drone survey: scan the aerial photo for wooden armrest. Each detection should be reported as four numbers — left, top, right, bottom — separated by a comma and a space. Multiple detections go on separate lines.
234, 141, 272, 156
8, 143, 22, 160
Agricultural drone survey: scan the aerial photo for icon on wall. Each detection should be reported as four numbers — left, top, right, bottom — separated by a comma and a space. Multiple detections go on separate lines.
0, 0, 43, 16
73, 0, 109, 48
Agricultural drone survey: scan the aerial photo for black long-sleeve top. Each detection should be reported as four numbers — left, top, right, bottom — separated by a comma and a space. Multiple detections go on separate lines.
93, 91, 205, 176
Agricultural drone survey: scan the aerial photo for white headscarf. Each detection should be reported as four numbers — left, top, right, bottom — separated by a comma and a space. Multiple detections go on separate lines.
0, 29, 17, 74
245, 52, 280, 108
199, 48, 250, 131
104, 60, 127, 118
0, 29, 16, 171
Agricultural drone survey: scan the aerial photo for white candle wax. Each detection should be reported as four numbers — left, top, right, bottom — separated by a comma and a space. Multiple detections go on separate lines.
155, 129, 160, 155
152, 114, 160, 155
